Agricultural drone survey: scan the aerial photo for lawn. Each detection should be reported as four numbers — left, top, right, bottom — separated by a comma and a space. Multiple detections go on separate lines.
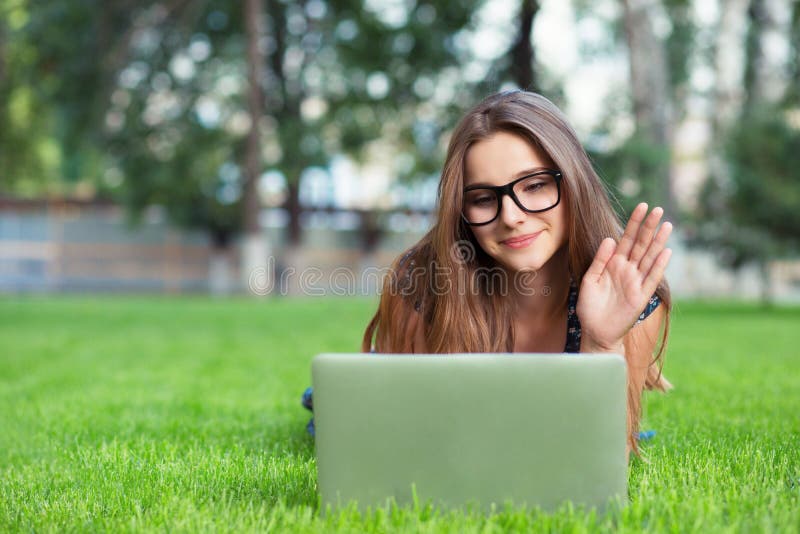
0, 296, 798, 532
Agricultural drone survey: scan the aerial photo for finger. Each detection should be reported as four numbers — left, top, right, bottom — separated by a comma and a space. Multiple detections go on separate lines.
639, 221, 673, 274
642, 248, 672, 297
629, 207, 664, 264
615, 203, 648, 259
585, 237, 617, 281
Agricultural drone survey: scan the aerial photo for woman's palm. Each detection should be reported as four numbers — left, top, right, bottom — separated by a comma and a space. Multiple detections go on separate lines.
577, 203, 672, 349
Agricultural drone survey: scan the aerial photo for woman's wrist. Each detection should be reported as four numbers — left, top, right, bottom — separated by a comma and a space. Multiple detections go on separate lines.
580, 336, 625, 355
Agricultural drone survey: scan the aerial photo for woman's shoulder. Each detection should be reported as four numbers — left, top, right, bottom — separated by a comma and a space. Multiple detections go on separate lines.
635, 294, 661, 325
390, 244, 433, 310
395, 241, 433, 271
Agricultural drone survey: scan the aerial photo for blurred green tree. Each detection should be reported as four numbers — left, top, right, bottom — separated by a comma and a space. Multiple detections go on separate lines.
580, 0, 695, 218
258, 0, 482, 246
689, 0, 800, 301
692, 106, 800, 297
2, 0, 488, 292
0, 1, 74, 195
3, 0, 484, 244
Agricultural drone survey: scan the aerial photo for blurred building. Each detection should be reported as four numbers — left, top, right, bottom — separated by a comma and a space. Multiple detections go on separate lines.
0, 197, 429, 296
2, 196, 799, 301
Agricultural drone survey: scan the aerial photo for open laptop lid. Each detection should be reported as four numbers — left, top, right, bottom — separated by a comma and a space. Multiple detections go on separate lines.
312, 353, 628, 513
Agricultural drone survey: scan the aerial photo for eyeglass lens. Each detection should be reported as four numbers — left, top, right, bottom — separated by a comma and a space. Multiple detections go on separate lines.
462, 173, 559, 225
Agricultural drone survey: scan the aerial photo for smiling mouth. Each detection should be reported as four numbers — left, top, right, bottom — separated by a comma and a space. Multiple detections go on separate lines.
501, 231, 542, 249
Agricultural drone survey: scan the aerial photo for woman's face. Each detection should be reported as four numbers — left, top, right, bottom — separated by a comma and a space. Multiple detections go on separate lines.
463, 131, 568, 273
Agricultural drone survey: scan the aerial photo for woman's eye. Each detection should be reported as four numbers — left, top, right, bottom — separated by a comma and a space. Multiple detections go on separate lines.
524, 182, 544, 193
471, 196, 494, 206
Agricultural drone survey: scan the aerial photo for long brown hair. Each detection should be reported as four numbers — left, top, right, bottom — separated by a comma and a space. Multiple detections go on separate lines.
362, 90, 671, 455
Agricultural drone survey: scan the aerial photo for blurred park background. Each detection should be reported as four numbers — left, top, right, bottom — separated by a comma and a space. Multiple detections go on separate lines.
0, 0, 799, 300
2, 2, 800, 530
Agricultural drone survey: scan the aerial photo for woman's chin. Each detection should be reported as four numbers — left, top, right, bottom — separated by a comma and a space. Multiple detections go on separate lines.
482, 242, 565, 275
494, 256, 546, 274
498, 244, 568, 274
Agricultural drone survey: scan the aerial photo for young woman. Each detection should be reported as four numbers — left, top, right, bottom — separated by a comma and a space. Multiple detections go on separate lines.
304, 90, 673, 459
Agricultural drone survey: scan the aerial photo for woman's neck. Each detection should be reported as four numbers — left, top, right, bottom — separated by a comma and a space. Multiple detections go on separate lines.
510, 246, 571, 320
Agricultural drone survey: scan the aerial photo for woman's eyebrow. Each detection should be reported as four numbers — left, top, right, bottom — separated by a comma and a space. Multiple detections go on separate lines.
464, 166, 552, 188
512, 166, 551, 179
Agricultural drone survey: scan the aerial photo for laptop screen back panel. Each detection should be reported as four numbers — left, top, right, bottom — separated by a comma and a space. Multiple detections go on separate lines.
312, 353, 628, 513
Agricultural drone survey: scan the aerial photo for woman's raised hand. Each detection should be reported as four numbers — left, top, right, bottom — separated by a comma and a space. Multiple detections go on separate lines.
576, 203, 672, 352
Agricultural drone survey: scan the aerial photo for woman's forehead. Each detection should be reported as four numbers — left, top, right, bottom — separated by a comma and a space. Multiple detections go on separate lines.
463, 131, 554, 187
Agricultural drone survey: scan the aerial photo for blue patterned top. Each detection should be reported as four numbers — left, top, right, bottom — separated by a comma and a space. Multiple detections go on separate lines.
564, 282, 661, 352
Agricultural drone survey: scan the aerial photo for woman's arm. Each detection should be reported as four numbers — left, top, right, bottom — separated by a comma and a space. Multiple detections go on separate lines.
576, 202, 673, 461
624, 303, 667, 399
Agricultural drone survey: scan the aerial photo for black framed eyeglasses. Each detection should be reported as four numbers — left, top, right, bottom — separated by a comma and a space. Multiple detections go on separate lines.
461, 169, 563, 226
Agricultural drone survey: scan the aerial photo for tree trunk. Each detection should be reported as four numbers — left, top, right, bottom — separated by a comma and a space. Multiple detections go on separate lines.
621, 0, 675, 217
758, 260, 773, 307
244, 0, 264, 235
711, 0, 750, 133
241, 0, 272, 295
283, 177, 303, 296
358, 209, 383, 252
743, 0, 790, 109
209, 247, 234, 296
286, 180, 302, 247
209, 231, 234, 296
787, 1, 800, 105
0, 21, 6, 169
265, 0, 305, 249
0, 20, 6, 86
743, 0, 767, 112
510, 0, 540, 90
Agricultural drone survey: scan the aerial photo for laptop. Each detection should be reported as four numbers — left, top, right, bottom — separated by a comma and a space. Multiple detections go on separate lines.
311, 353, 628, 514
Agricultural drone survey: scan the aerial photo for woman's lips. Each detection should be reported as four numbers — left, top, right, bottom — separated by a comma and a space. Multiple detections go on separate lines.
501, 231, 542, 249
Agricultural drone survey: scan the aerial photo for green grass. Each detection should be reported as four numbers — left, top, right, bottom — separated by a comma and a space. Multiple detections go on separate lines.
1, 296, 798, 532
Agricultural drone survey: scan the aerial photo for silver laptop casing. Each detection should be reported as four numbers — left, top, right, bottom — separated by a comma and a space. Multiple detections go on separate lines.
312, 353, 628, 513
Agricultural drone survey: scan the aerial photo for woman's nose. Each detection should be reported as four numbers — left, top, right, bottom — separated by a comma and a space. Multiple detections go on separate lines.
498, 194, 527, 226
